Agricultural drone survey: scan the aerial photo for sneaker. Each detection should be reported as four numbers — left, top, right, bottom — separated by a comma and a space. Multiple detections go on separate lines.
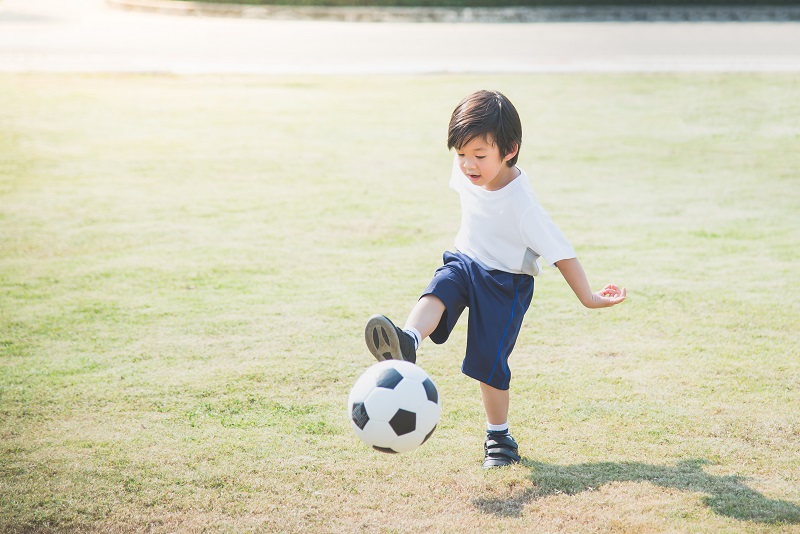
482, 433, 521, 469
364, 314, 417, 364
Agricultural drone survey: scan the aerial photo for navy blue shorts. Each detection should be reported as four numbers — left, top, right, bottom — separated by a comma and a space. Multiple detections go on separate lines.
421, 251, 534, 391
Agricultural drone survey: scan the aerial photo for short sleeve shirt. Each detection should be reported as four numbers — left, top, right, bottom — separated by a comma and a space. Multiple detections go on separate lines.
449, 157, 576, 276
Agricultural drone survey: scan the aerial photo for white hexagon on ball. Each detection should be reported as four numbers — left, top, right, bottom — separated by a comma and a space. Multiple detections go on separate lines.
347, 360, 441, 454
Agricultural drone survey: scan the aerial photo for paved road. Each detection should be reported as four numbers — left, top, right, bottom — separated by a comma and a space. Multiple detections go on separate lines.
2, 0, 800, 73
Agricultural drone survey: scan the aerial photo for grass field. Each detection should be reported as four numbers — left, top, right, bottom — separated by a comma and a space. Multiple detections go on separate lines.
1, 73, 798, 532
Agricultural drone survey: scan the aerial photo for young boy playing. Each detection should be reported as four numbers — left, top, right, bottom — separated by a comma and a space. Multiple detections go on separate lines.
365, 90, 626, 469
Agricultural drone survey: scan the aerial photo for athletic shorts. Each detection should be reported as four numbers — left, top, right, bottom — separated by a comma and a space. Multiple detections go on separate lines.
421, 251, 534, 391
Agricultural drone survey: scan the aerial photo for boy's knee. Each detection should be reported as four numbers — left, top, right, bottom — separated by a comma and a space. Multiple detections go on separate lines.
419, 294, 446, 310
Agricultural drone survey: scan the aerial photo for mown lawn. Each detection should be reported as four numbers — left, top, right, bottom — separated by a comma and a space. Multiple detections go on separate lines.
1, 73, 798, 532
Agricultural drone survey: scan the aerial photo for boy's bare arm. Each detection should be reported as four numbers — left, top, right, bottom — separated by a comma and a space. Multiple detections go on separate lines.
555, 257, 627, 309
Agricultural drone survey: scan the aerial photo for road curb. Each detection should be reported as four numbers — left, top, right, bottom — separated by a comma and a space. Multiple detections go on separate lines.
105, 0, 800, 23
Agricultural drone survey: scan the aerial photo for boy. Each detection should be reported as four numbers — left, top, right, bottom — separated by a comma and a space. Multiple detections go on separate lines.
365, 90, 626, 469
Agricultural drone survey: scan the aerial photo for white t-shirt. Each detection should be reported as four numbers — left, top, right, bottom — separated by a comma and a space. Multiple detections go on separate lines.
449, 157, 576, 277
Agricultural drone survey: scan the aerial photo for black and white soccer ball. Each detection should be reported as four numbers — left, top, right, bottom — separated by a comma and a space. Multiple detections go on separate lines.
348, 360, 441, 454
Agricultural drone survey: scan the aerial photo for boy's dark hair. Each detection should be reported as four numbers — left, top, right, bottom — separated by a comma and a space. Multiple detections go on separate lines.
447, 90, 522, 167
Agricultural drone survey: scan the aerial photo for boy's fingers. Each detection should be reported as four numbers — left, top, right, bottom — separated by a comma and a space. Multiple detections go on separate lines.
614, 286, 627, 299
603, 288, 627, 305
597, 285, 626, 305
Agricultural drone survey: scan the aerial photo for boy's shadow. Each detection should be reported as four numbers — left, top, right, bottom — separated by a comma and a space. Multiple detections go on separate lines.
474, 458, 800, 524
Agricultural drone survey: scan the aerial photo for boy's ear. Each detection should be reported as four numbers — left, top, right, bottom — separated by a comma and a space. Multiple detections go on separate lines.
504, 143, 519, 162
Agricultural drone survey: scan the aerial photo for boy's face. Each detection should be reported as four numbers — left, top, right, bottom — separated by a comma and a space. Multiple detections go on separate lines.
456, 135, 518, 192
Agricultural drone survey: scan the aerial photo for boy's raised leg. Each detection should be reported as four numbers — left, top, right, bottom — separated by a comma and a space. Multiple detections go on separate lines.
365, 296, 445, 364
403, 295, 446, 340
365, 315, 417, 364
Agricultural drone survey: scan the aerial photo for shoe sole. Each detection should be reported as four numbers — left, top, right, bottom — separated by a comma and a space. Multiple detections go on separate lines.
482, 458, 520, 469
365, 315, 404, 362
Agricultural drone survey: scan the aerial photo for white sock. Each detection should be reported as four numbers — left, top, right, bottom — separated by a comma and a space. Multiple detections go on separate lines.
487, 422, 509, 434
404, 327, 421, 350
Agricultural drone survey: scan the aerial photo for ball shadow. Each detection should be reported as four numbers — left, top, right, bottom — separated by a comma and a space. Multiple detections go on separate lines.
474, 458, 800, 524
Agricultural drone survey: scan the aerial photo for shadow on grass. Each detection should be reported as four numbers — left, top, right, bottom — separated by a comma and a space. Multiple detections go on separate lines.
474, 459, 800, 524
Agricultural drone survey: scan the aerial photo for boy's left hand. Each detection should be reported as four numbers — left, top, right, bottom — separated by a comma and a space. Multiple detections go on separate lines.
591, 284, 627, 308
555, 258, 626, 309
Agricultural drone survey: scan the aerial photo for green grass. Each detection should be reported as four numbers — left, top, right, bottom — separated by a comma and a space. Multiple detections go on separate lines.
1, 73, 798, 532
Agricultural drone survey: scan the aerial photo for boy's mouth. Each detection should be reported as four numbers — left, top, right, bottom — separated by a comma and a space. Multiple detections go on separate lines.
467, 174, 481, 182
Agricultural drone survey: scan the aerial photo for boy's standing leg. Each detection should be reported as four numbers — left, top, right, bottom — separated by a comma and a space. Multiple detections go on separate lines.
480, 382, 520, 468
481, 382, 510, 426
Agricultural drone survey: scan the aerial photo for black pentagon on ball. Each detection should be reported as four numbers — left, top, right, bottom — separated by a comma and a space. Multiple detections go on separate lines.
422, 424, 437, 444
351, 402, 369, 430
422, 377, 438, 403
373, 445, 398, 454
375, 367, 403, 390
389, 408, 416, 436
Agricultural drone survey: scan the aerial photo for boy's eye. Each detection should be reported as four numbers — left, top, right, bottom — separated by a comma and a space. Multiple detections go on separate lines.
476, 156, 486, 159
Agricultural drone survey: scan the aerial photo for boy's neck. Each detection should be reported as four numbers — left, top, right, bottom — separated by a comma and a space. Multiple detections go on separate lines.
482, 165, 520, 192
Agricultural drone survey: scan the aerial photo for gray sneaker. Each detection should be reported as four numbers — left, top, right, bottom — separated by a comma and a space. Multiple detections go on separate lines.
365, 314, 417, 364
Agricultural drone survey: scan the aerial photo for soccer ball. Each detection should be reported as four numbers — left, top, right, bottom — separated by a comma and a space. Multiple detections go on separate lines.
348, 360, 441, 454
